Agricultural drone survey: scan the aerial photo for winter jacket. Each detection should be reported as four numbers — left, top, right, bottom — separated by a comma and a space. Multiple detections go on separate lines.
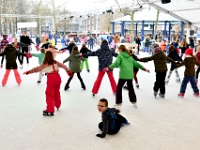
180, 46, 189, 54
196, 52, 200, 63
101, 108, 121, 136
30, 52, 45, 64
41, 42, 51, 49
20, 35, 30, 46
88, 38, 94, 45
109, 52, 144, 80
0, 45, 25, 69
85, 43, 118, 71
61, 38, 66, 43
171, 42, 178, 48
176, 56, 200, 76
0, 34, 9, 50
74, 36, 80, 43
65, 43, 76, 54
140, 51, 175, 73
168, 49, 182, 62
63, 51, 84, 72
136, 38, 141, 46
145, 38, 150, 47
36, 37, 40, 46
80, 47, 91, 58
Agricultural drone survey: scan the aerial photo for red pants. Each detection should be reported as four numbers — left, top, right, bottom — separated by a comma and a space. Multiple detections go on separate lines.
2, 69, 21, 86
92, 71, 116, 94
45, 73, 61, 113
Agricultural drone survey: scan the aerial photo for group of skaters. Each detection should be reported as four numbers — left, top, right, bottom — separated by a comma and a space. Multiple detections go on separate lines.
1, 30, 200, 138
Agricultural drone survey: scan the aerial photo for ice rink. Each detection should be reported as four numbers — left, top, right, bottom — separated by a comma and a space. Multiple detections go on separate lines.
0, 47, 200, 150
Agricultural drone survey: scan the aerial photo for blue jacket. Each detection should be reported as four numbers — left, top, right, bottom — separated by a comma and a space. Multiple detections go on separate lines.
85, 43, 118, 71
88, 38, 94, 44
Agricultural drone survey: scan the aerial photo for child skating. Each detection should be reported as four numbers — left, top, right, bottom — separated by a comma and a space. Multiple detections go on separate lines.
176, 48, 200, 97
140, 46, 176, 98
23, 51, 73, 116
30, 48, 45, 83
0, 44, 27, 86
63, 46, 86, 90
166, 45, 183, 84
103, 45, 149, 108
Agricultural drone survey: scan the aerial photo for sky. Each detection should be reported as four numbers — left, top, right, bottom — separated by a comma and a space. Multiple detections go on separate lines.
60, 0, 131, 13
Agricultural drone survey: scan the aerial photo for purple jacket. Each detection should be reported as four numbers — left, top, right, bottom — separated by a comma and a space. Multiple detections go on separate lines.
0, 34, 9, 51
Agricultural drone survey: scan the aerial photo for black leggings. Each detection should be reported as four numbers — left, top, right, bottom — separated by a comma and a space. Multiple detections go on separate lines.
66, 72, 85, 87
98, 114, 127, 135
116, 79, 137, 104
21, 47, 29, 64
196, 67, 200, 79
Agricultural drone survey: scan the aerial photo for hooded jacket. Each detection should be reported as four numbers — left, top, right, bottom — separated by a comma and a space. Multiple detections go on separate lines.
140, 51, 175, 72
109, 52, 144, 80
177, 56, 200, 76
168, 49, 182, 62
85, 43, 118, 71
0, 45, 25, 69
63, 51, 84, 72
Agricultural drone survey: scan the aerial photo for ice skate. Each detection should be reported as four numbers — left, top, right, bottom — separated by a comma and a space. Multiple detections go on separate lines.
82, 86, 86, 90
132, 102, 138, 108
64, 84, 70, 91
178, 93, 184, 98
136, 83, 139, 88
37, 80, 41, 83
43, 110, 54, 116
114, 104, 122, 110
154, 91, 158, 98
123, 86, 128, 90
20, 65, 23, 69
159, 93, 165, 98
194, 93, 199, 97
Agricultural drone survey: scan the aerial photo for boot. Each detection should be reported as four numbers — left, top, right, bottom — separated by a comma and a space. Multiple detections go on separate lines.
194, 93, 199, 97
159, 93, 165, 98
154, 91, 158, 98
64, 84, 70, 91
132, 102, 138, 108
82, 85, 86, 90
178, 93, 184, 98
43, 110, 54, 116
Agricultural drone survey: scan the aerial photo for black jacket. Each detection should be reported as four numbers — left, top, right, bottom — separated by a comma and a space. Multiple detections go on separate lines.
85, 43, 118, 71
20, 36, 31, 45
65, 43, 76, 54
0, 45, 25, 69
41, 42, 51, 49
168, 49, 182, 62
80, 47, 91, 58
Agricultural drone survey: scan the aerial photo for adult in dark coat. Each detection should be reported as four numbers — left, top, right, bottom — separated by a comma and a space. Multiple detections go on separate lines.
65, 41, 76, 54
20, 31, 31, 66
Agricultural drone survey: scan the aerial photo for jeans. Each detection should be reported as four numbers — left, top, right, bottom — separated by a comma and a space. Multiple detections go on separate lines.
154, 72, 166, 94
116, 79, 137, 104
180, 76, 199, 93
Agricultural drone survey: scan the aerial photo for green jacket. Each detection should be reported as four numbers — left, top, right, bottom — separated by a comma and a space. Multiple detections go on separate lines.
109, 52, 144, 80
30, 52, 45, 64
63, 52, 84, 72
140, 51, 175, 72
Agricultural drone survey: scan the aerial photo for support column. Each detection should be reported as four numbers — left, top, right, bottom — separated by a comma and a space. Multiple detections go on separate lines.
121, 21, 125, 37
186, 22, 191, 43
180, 21, 185, 41
142, 21, 144, 41
168, 23, 171, 41
135, 23, 138, 36
111, 22, 115, 34
152, 24, 155, 39
164, 21, 167, 39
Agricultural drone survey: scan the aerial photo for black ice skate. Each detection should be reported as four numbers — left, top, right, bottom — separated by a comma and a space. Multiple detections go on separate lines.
43, 110, 54, 116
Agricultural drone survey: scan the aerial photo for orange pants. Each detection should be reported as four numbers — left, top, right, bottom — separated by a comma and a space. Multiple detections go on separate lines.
2, 69, 22, 86
45, 72, 61, 113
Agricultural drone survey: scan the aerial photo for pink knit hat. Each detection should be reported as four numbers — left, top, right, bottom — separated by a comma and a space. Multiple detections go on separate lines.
154, 47, 162, 54
185, 48, 193, 55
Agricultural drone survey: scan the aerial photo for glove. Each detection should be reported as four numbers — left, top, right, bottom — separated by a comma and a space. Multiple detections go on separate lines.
62, 49, 66, 53
96, 134, 106, 138
26, 53, 32, 58
144, 68, 150, 73
67, 70, 73, 77
23, 71, 31, 75
102, 68, 108, 72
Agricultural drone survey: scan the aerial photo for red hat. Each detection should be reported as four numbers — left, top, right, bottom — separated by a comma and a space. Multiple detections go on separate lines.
185, 48, 193, 55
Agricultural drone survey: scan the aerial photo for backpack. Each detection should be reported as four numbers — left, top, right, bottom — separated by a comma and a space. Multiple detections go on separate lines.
105, 108, 118, 130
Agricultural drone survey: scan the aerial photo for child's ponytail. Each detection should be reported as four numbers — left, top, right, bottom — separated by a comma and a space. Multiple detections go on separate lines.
118, 45, 132, 56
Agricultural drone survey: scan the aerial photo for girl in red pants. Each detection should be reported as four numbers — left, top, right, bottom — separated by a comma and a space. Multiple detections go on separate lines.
0, 44, 26, 86
24, 51, 72, 116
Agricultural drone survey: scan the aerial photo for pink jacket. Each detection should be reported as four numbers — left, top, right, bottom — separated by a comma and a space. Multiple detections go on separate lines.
29, 61, 69, 74
46, 48, 62, 58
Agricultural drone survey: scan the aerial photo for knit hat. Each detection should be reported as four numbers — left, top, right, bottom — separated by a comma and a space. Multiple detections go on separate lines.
154, 47, 162, 54
185, 48, 193, 55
